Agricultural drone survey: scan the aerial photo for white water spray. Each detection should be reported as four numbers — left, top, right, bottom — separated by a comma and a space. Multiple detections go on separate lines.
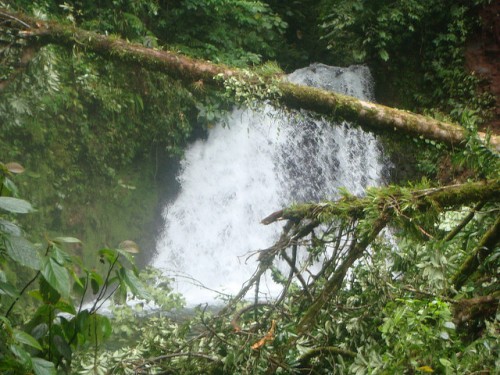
153, 64, 385, 304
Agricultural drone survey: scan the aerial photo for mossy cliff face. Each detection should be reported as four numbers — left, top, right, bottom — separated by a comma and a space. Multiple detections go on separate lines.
0, 43, 198, 269
8, 156, 166, 269
56, 161, 162, 268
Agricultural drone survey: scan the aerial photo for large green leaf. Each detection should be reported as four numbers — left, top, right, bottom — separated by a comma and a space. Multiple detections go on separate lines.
89, 270, 104, 295
53, 236, 81, 244
31, 357, 56, 375
121, 268, 152, 300
9, 344, 31, 368
76, 310, 90, 334
116, 248, 136, 268
76, 311, 112, 344
54, 300, 76, 315
0, 197, 33, 213
2, 178, 18, 196
52, 335, 72, 362
31, 323, 49, 340
88, 314, 112, 343
39, 277, 61, 304
13, 329, 42, 350
41, 257, 70, 299
98, 248, 118, 263
113, 283, 127, 305
50, 245, 71, 265
5, 236, 41, 270
0, 218, 22, 236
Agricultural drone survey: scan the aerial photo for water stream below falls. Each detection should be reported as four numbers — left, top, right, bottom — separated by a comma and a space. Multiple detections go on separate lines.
153, 63, 386, 305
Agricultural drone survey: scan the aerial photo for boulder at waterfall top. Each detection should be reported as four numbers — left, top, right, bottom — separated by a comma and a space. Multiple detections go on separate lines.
287, 64, 375, 102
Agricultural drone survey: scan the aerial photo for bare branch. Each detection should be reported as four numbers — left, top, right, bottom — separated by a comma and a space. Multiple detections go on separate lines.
0, 10, 32, 29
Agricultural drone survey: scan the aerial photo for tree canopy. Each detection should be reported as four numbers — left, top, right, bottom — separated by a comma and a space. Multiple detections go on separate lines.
0, 1, 499, 374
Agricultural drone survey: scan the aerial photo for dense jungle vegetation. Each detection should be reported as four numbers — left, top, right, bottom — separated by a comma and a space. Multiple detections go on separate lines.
1, 0, 499, 374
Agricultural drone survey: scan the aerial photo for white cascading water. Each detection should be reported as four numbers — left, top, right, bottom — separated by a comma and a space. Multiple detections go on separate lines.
153, 63, 385, 304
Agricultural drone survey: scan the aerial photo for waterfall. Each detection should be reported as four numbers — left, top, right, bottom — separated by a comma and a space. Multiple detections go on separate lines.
153, 63, 385, 304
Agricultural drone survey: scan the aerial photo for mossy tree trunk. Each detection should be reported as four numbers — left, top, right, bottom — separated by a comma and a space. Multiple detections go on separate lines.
1, 8, 499, 151
262, 180, 500, 225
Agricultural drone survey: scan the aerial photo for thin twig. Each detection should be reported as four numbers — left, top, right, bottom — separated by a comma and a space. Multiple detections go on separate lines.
135, 352, 221, 369
230, 302, 272, 332
199, 303, 235, 347
5, 270, 40, 317
0, 11, 32, 29
90, 254, 119, 313
280, 244, 312, 300
391, 197, 435, 239
402, 286, 455, 303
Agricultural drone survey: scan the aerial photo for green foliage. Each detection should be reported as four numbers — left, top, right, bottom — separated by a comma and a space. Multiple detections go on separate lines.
321, 0, 436, 64
0, 162, 154, 374
1, 45, 193, 182
157, 0, 287, 66
66, 176, 499, 374
7, 0, 160, 43
1, 1, 499, 374
11, 0, 288, 67
319, 0, 495, 121
262, 0, 327, 70
377, 299, 458, 373
215, 67, 282, 109
453, 110, 500, 179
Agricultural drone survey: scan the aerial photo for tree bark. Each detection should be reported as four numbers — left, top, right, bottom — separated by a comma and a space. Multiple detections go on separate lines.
453, 292, 500, 326
1, 8, 499, 151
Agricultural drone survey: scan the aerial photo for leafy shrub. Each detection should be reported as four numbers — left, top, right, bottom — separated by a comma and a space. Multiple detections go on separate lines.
0, 161, 157, 374
319, 0, 494, 120
156, 0, 287, 66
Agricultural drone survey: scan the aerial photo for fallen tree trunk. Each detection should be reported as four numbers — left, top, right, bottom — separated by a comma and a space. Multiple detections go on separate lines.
1, 8, 499, 151
261, 180, 500, 226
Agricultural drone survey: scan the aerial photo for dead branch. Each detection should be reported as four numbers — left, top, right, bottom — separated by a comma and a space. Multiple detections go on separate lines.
298, 213, 389, 332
